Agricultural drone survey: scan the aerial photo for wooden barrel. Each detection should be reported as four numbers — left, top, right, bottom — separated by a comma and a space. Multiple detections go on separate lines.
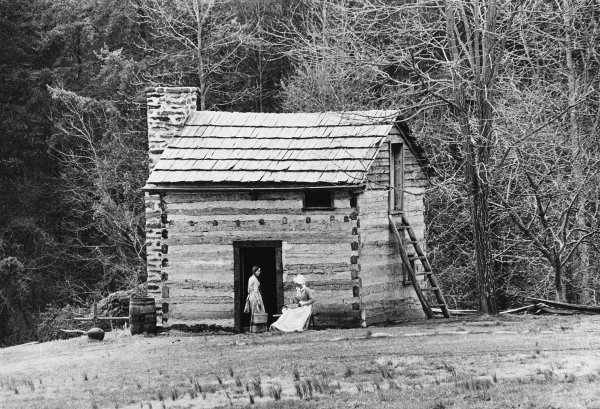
129, 297, 156, 335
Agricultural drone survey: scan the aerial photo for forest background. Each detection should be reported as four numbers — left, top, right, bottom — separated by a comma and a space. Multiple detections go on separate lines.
1, 0, 599, 346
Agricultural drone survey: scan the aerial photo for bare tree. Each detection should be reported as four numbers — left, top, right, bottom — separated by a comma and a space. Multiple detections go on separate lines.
49, 86, 147, 294
135, 0, 253, 109
279, 0, 600, 308
490, 0, 600, 301
280, 0, 521, 312
493, 147, 600, 301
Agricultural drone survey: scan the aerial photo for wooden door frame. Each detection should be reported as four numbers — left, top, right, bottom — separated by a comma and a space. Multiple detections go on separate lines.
233, 240, 283, 332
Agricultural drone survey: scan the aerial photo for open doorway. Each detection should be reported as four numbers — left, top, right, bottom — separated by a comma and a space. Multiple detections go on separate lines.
233, 241, 283, 332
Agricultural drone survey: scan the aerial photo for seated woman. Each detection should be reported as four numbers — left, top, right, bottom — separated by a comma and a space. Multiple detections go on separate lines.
270, 275, 315, 332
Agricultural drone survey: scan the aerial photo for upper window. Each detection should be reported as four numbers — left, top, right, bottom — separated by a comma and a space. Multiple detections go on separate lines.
390, 143, 404, 211
304, 190, 334, 210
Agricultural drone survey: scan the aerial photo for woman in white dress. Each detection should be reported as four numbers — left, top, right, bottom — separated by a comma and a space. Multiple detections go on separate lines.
270, 275, 315, 332
244, 266, 265, 316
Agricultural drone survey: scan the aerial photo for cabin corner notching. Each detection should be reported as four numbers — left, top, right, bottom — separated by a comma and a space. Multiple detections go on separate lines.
144, 87, 432, 330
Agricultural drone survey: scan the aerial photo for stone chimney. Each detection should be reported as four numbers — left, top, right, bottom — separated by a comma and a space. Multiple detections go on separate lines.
147, 87, 199, 171
145, 87, 197, 319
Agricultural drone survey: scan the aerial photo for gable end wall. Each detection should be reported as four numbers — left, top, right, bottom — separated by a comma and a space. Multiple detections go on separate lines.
357, 127, 429, 325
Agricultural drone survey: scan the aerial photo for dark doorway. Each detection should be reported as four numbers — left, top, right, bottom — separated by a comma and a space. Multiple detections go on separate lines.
233, 241, 283, 332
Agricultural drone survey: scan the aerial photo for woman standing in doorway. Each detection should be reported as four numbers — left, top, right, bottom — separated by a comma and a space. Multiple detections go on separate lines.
244, 266, 265, 316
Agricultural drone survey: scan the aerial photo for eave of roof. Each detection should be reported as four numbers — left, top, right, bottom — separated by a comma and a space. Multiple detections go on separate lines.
142, 183, 367, 193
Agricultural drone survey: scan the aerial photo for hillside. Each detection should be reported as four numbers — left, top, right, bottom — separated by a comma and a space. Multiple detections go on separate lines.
2, 316, 600, 408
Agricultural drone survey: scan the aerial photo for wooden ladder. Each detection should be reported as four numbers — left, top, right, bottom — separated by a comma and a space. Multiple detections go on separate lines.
388, 214, 451, 319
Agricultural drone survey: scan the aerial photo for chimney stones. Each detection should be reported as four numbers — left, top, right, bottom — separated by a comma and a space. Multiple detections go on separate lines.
147, 87, 199, 170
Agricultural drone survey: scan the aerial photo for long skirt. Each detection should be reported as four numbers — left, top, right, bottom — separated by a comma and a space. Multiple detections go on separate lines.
270, 305, 312, 332
244, 291, 264, 314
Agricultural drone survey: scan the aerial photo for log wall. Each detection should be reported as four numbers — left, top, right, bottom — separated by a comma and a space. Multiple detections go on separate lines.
358, 127, 429, 325
146, 190, 361, 328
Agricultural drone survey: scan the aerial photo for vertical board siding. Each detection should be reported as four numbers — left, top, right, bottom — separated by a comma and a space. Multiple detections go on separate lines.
149, 190, 360, 328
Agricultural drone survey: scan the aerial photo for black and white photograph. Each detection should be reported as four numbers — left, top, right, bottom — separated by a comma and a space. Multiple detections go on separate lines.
1, 0, 600, 408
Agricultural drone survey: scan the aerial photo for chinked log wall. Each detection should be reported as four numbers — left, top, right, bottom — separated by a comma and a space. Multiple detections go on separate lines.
358, 128, 429, 325
145, 190, 361, 328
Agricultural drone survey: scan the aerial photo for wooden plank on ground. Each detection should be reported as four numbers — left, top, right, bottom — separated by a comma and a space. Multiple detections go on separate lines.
526, 297, 600, 314
499, 304, 535, 315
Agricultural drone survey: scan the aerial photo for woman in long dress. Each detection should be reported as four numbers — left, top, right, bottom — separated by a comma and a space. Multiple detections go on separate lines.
270, 275, 315, 332
244, 266, 265, 316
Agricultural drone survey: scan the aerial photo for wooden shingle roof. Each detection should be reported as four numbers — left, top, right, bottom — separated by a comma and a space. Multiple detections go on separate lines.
147, 110, 402, 185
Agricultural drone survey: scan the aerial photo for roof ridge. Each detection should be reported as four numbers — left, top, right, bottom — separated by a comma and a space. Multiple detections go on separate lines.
185, 110, 401, 127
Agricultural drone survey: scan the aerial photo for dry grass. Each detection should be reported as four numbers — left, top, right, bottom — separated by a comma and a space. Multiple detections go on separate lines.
1, 315, 600, 408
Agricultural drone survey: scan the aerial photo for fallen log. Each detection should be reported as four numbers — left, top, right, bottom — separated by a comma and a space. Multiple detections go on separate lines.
527, 304, 580, 315
500, 304, 536, 315
526, 297, 600, 314
72, 316, 129, 322
542, 307, 579, 315
59, 329, 87, 336
432, 308, 477, 316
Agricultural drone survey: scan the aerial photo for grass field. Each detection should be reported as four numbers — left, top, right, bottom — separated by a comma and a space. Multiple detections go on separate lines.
2, 315, 600, 408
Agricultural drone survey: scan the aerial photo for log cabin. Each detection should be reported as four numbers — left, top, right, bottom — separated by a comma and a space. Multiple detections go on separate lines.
144, 87, 433, 331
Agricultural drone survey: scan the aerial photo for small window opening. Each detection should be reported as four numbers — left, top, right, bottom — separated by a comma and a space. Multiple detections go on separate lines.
304, 190, 334, 209
390, 143, 404, 212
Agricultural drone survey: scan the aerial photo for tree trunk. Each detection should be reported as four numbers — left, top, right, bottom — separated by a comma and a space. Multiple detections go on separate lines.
464, 128, 497, 314
446, 0, 499, 314
561, 0, 590, 304
196, 15, 206, 110
473, 11, 498, 313
193, 0, 208, 110
554, 259, 565, 302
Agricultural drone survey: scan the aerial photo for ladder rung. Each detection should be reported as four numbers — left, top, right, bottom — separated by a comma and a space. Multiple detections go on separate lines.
391, 213, 450, 320
413, 271, 433, 276
408, 255, 426, 261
